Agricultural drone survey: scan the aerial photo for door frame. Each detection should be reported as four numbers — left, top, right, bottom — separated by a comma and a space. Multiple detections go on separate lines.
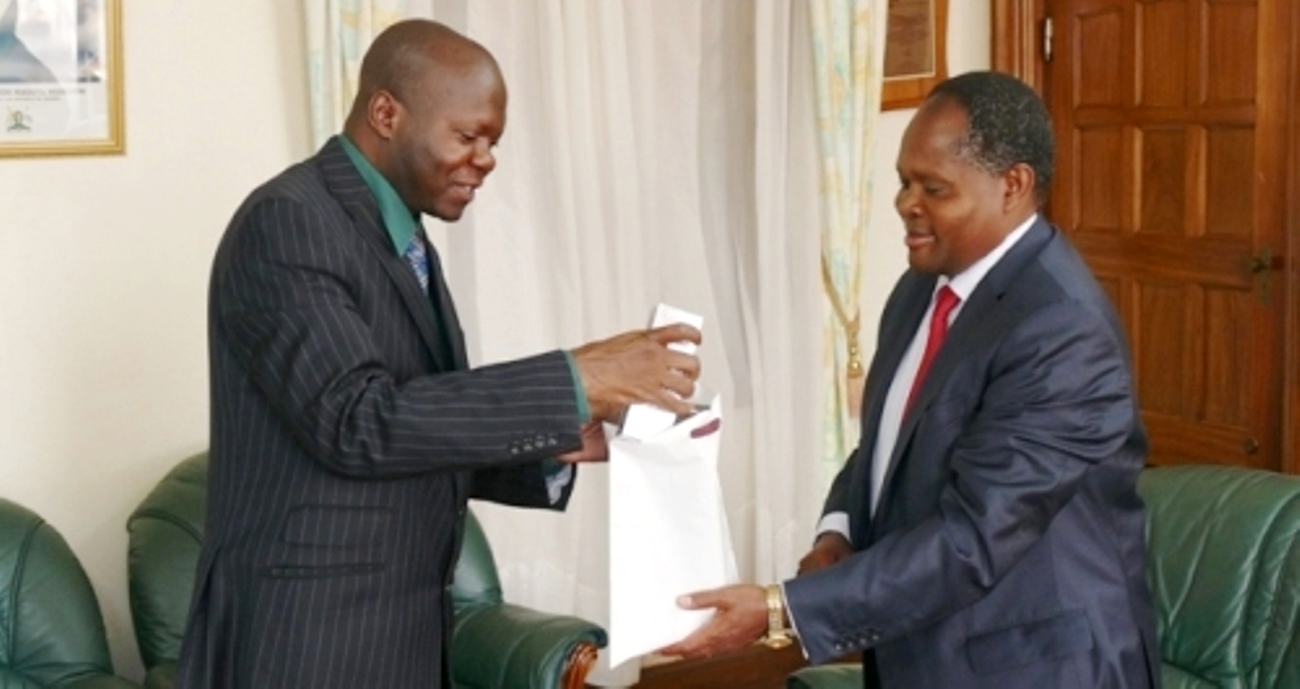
990, 0, 1300, 474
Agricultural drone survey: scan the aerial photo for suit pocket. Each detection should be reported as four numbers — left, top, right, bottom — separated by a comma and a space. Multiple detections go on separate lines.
966, 609, 1094, 675
263, 504, 390, 577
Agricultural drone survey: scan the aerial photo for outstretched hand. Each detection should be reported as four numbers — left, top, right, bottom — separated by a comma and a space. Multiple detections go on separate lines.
570, 323, 702, 423
658, 584, 768, 659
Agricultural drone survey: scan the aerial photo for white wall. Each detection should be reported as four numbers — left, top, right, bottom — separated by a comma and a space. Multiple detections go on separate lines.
0, 2, 310, 679
0, 0, 987, 681
860, 0, 990, 355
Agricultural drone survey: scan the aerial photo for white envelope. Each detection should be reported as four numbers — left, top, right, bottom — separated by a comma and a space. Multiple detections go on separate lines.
607, 395, 737, 667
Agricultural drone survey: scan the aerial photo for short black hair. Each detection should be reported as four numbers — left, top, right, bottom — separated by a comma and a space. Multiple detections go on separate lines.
927, 71, 1055, 205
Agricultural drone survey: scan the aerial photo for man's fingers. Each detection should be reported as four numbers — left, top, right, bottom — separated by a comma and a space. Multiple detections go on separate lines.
661, 374, 696, 400
647, 323, 702, 347
676, 589, 722, 610
666, 350, 701, 379
647, 323, 702, 345
658, 626, 717, 659
572, 325, 704, 418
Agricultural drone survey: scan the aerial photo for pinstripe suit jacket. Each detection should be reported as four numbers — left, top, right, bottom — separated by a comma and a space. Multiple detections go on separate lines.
176, 138, 585, 689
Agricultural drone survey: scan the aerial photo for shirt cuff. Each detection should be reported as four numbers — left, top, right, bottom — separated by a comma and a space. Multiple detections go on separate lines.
563, 350, 591, 423
816, 511, 851, 541
544, 460, 574, 505
778, 581, 810, 659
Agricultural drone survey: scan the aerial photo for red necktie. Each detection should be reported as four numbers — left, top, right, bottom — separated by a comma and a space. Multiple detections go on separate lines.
905, 286, 960, 413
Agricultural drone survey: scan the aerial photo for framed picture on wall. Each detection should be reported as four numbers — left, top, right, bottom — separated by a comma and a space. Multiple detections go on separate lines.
883, 0, 948, 110
0, 0, 123, 157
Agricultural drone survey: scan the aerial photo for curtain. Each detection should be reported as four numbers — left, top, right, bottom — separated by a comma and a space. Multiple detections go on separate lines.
809, 0, 888, 469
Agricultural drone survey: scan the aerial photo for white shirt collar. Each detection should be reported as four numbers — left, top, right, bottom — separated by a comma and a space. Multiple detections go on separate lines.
938, 213, 1038, 302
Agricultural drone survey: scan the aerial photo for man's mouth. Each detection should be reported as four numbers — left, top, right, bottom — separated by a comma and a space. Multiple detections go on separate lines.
450, 183, 478, 203
904, 230, 933, 249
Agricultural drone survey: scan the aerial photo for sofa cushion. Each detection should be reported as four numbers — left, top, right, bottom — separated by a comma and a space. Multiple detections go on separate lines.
126, 453, 208, 669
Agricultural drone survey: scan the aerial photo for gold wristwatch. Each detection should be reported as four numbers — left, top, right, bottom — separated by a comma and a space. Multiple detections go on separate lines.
762, 584, 794, 649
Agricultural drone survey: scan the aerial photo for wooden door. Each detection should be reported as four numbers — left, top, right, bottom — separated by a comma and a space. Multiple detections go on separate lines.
1037, 0, 1293, 471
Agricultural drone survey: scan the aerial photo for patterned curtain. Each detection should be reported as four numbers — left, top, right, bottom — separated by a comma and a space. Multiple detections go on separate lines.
303, 0, 412, 149
809, 0, 887, 470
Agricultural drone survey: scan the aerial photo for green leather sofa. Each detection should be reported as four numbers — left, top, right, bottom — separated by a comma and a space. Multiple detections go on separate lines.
787, 464, 1300, 689
0, 497, 140, 688
125, 452, 607, 689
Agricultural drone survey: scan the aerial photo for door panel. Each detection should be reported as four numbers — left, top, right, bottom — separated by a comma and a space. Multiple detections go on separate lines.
1047, 0, 1290, 470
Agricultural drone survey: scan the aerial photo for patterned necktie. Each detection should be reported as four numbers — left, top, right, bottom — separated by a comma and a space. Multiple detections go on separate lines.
404, 233, 430, 294
905, 285, 961, 413
402, 232, 458, 364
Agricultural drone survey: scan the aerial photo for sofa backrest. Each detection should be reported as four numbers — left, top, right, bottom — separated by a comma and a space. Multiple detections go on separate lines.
0, 497, 117, 687
1137, 465, 1300, 689
125, 451, 506, 669
125, 452, 207, 670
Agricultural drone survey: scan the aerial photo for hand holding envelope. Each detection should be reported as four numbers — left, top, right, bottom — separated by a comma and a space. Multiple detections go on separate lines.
570, 323, 702, 422
659, 583, 769, 659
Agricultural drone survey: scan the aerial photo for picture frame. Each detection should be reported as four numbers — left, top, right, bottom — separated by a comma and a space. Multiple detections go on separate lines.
0, 0, 123, 157
882, 0, 948, 110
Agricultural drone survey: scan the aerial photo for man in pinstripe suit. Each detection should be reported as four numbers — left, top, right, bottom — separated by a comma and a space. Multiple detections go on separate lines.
176, 19, 700, 689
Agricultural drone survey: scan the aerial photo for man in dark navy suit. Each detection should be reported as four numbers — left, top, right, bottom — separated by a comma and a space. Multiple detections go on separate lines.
664, 72, 1159, 688
177, 19, 700, 689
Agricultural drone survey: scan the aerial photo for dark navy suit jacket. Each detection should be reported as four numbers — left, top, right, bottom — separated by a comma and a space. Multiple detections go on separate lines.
177, 138, 584, 688
785, 219, 1160, 688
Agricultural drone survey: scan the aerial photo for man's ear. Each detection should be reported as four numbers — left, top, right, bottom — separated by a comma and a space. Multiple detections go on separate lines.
1002, 162, 1037, 212
368, 90, 401, 139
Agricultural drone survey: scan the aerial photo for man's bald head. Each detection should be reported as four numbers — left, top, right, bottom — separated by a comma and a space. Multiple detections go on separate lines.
346, 19, 501, 130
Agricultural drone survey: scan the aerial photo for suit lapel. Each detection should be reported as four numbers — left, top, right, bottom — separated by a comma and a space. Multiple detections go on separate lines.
851, 272, 936, 545
315, 138, 459, 371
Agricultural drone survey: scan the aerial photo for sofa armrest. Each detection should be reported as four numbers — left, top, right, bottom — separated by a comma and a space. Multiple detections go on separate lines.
451, 602, 607, 689
786, 664, 863, 689
141, 663, 177, 689
56, 674, 143, 689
